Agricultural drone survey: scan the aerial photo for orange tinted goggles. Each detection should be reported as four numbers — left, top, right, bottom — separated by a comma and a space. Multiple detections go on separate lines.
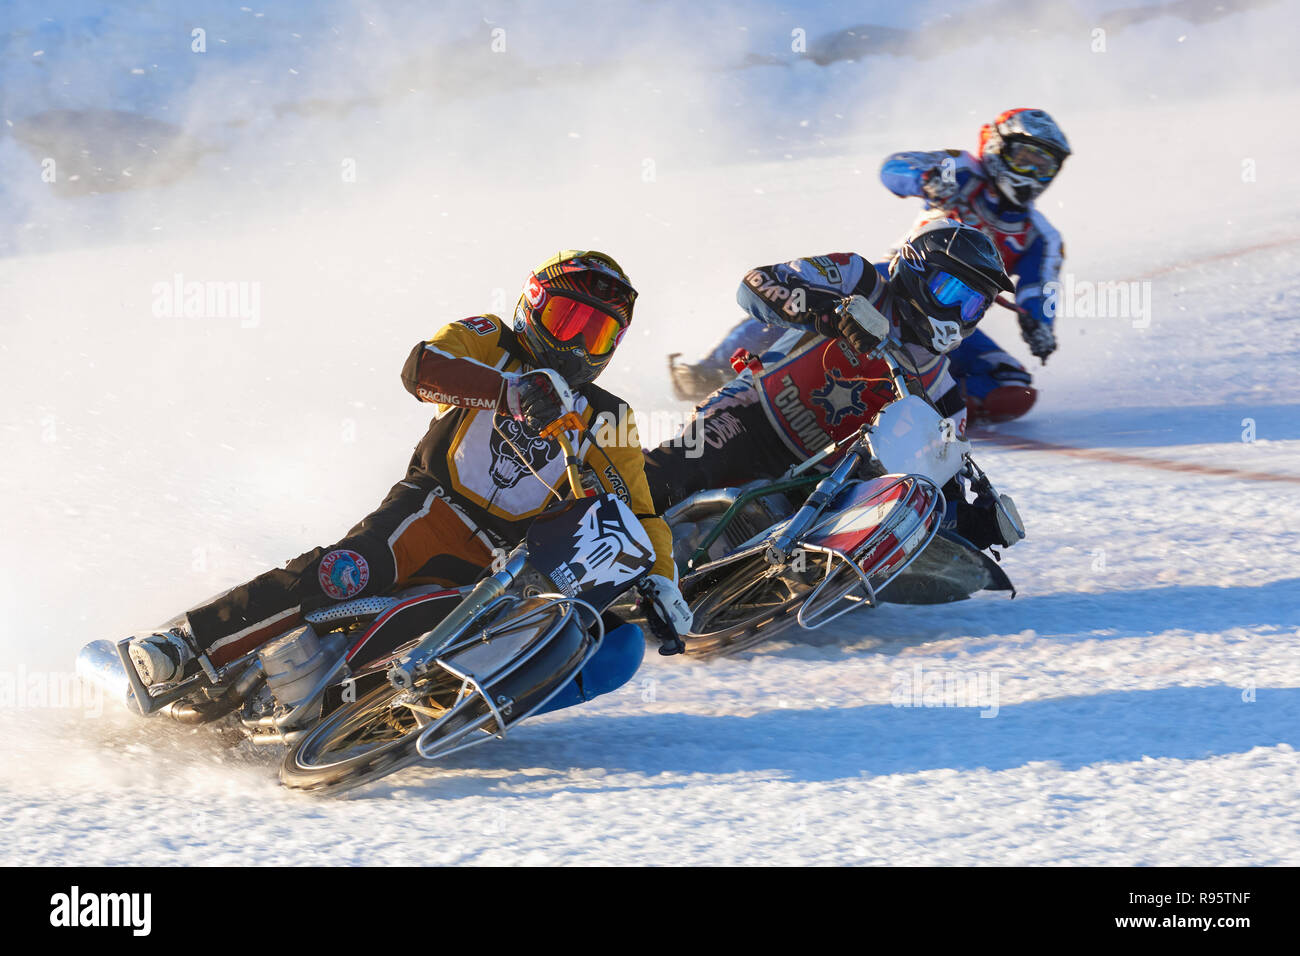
538, 295, 627, 355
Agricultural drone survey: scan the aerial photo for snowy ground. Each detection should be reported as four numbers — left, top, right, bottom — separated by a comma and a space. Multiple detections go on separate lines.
2, 1, 1298, 865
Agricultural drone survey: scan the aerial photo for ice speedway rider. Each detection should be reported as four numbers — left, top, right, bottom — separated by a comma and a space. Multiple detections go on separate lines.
127, 250, 693, 697
645, 219, 1025, 551
672, 108, 1070, 425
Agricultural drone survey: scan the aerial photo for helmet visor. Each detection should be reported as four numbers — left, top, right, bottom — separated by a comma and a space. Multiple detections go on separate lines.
537, 295, 627, 355
1003, 141, 1059, 182
568, 269, 636, 324
927, 271, 992, 324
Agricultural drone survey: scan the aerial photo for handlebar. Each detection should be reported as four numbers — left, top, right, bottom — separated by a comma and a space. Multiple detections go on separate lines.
540, 411, 588, 499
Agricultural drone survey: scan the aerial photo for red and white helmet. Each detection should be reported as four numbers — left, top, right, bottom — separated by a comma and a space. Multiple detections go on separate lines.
978, 108, 1071, 206
513, 250, 636, 386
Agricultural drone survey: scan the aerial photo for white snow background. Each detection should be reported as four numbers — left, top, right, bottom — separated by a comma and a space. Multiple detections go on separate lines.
1, 0, 1298, 864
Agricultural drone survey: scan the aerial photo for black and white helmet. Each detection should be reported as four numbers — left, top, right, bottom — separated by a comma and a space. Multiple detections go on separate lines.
978, 108, 1071, 206
887, 219, 1013, 354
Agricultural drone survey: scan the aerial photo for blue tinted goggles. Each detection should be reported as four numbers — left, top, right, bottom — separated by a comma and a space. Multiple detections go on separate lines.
927, 271, 991, 324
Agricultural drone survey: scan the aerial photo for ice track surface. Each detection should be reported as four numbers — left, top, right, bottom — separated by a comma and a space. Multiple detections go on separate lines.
1, 0, 1298, 864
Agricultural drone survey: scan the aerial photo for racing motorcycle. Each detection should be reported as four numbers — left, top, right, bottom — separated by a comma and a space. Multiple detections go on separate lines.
77, 408, 674, 795
665, 346, 1019, 658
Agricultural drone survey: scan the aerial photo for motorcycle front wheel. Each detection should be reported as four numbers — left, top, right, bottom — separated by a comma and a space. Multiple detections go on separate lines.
682, 552, 863, 658
278, 675, 466, 795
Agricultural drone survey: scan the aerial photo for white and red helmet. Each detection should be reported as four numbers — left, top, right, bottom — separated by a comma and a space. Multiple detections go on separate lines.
978, 108, 1071, 206
513, 250, 636, 386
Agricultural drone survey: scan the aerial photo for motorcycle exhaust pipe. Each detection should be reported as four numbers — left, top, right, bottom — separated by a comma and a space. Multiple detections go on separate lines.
75, 640, 134, 711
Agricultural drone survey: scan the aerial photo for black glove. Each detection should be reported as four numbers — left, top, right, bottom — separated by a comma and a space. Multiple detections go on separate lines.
645, 610, 686, 656
1018, 314, 1057, 363
501, 369, 567, 431
955, 494, 1025, 550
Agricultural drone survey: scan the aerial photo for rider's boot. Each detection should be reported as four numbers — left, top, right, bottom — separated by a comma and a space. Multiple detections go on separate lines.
128, 625, 197, 685
667, 355, 732, 403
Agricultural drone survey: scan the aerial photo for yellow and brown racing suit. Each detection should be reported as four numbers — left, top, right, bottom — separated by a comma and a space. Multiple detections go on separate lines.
187, 313, 671, 667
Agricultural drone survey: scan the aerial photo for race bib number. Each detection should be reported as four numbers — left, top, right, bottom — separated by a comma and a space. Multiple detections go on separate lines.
458, 316, 496, 336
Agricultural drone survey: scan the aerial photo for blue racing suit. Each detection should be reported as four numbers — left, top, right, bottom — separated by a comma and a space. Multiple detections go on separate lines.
698, 148, 1064, 417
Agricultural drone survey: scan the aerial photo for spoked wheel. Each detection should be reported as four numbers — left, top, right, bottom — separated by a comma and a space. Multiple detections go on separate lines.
281, 599, 595, 795
279, 674, 464, 796
683, 553, 866, 658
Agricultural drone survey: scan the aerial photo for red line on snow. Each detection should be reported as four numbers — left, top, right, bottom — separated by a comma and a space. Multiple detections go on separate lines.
1127, 234, 1300, 281
979, 432, 1300, 485
979, 235, 1300, 483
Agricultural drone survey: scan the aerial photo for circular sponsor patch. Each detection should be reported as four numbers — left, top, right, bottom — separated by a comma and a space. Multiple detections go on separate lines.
318, 548, 370, 600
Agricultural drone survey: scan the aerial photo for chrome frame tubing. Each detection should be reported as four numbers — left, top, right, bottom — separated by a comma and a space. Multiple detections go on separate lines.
795, 475, 945, 629
413, 594, 604, 761
766, 429, 871, 564
239, 655, 345, 737
387, 546, 530, 690
245, 587, 480, 738
680, 538, 777, 587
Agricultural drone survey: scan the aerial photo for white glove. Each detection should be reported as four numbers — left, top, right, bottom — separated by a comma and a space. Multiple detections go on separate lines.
921, 166, 959, 203
643, 573, 693, 640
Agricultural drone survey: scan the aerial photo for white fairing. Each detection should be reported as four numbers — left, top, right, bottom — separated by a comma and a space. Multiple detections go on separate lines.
869, 394, 970, 485
570, 495, 654, 590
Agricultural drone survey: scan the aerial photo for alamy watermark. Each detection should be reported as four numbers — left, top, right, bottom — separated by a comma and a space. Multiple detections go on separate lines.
151, 273, 261, 328
50, 886, 151, 936
1, 666, 103, 717
1043, 274, 1153, 329
597, 404, 706, 458
891, 663, 1000, 717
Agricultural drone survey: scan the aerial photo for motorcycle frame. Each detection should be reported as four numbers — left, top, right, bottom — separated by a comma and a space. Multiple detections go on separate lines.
682, 473, 822, 571
676, 343, 1001, 630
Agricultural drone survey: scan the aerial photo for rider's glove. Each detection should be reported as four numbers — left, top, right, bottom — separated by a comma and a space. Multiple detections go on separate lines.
500, 369, 568, 431
921, 166, 959, 203
990, 493, 1025, 547
816, 295, 890, 355
956, 493, 1025, 549
1018, 315, 1057, 363
640, 573, 693, 655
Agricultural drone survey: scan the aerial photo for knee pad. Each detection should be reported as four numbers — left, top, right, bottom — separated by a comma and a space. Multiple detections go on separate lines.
533, 620, 646, 717
968, 385, 1037, 424
574, 621, 646, 701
